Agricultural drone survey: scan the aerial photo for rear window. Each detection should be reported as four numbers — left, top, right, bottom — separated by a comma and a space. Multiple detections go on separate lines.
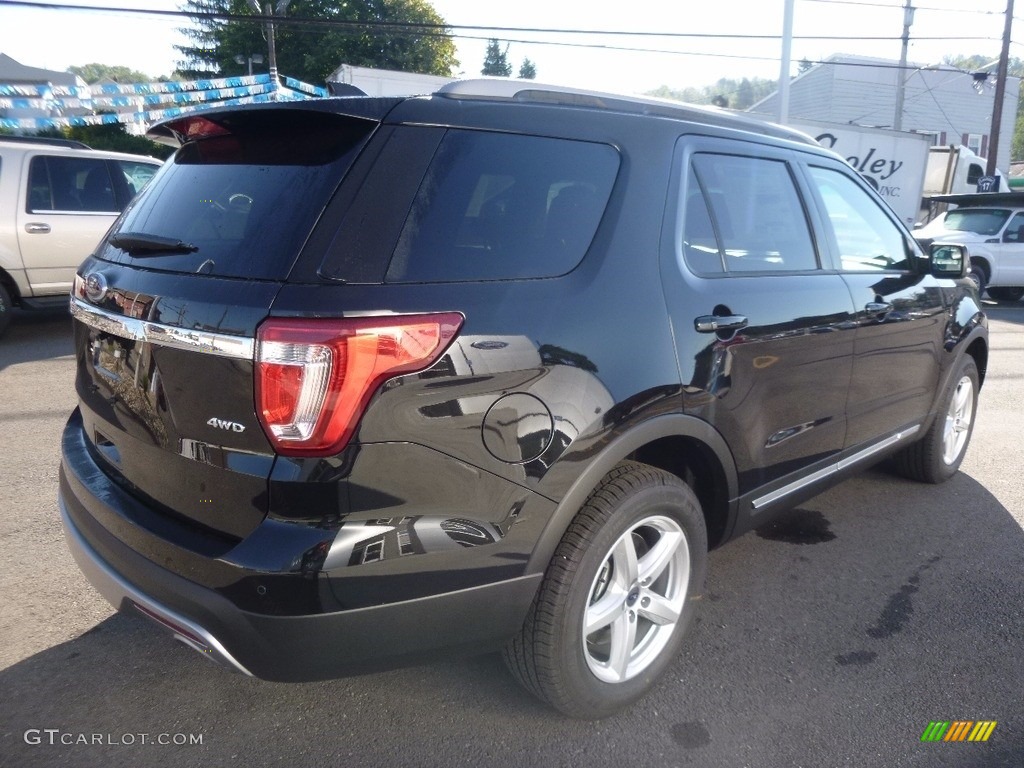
385, 130, 619, 282
101, 111, 376, 280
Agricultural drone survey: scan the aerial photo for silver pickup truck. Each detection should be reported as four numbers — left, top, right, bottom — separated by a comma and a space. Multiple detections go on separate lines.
0, 136, 161, 335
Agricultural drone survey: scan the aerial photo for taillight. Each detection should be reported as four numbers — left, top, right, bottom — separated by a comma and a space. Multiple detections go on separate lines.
255, 313, 463, 456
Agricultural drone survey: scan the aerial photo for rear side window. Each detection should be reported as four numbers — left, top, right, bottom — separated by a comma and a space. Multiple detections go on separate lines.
385, 130, 619, 283
104, 111, 376, 280
27, 155, 118, 213
684, 153, 818, 273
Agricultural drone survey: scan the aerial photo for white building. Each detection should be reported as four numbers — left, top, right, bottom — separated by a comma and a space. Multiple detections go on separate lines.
749, 54, 1020, 175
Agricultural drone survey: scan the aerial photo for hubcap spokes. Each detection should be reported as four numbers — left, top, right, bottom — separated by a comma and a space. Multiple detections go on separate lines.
583, 516, 689, 683
942, 375, 974, 465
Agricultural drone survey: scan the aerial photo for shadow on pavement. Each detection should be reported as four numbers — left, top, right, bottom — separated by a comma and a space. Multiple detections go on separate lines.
1, 469, 1022, 767
0, 308, 73, 371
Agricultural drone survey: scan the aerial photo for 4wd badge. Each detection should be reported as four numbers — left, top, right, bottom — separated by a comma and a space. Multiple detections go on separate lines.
207, 417, 245, 433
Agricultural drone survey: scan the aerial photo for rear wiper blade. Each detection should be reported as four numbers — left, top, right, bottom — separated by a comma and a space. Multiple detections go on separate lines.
108, 232, 198, 257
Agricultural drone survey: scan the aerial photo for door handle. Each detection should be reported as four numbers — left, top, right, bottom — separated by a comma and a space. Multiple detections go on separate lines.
694, 314, 748, 333
24, 223, 51, 234
865, 301, 892, 314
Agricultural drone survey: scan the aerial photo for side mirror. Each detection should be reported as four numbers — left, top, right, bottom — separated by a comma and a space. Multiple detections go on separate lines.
929, 243, 968, 279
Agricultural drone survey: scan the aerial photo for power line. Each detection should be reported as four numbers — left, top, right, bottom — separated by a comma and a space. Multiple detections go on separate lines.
4, 0, 1018, 79
803, 0, 1006, 14
0, 0, 1006, 43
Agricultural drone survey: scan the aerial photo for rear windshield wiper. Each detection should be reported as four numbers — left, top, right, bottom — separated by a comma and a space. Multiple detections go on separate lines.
108, 232, 198, 257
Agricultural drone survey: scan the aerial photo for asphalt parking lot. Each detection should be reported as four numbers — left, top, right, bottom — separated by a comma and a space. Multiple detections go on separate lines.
1, 303, 1022, 768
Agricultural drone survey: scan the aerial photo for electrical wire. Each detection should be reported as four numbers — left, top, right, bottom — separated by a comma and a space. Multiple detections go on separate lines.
2, 0, 1018, 76
802, 0, 1007, 14
0, 0, 1008, 43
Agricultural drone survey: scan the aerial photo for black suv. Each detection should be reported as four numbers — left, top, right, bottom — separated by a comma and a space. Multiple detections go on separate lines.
59, 81, 987, 719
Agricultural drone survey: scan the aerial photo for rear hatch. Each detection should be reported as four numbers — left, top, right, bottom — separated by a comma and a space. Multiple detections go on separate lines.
69, 103, 390, 541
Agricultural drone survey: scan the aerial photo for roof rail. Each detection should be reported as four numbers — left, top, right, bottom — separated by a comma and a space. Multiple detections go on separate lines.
434, 79, 814, 146
436, 78, 679, 111
0, 135, 91, 149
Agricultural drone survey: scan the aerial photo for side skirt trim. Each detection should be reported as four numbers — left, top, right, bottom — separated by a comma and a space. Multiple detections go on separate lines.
751, 425, 921, 511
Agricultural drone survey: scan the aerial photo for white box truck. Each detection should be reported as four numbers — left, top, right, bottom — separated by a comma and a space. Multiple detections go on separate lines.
788, 119, 931, 228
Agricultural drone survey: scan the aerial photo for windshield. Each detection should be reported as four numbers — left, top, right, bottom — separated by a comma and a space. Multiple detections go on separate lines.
99, 110, 376, 280
941, 208, 1011, 236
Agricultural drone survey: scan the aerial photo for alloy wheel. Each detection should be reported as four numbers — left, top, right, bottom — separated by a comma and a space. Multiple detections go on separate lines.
582, 515, 690, 683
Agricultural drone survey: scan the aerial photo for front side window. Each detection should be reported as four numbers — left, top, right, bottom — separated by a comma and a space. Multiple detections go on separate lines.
684, 153, 818, 273
385, 130, 619, 283
808, 166, 913, 272
115, 160, 159, 199
1002, 212, 1024, 243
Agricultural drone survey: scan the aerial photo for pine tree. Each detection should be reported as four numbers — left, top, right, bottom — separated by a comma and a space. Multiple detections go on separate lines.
481, 39, 512, 77
518, 58, 536, 80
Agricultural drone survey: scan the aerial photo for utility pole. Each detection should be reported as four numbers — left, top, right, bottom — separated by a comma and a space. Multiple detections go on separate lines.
893, 0, 914, 131
987, 0, 1014, 177
778, 0, 794, 123
247, 1, 291, 93
265, 2, 278, 86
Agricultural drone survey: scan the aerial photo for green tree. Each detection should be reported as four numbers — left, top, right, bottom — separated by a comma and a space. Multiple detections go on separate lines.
518, 58, 536, 80
68, 63, 153, 84
481, 39, 512, 77
178, 0, 458, 83
647, 76, 775, 110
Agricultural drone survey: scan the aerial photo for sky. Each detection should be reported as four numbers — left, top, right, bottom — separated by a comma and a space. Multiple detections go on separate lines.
0, 0, 1013, 95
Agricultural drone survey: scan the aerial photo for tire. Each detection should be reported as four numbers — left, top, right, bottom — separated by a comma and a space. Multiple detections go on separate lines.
892, 356, 979, 484
0, 282, 11, 339
967, 260, 988, 297
986, 286, 1024, 303
504, 461, 707, 719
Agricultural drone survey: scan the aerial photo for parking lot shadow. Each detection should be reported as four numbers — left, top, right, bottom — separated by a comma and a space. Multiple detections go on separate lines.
0, 308, 73, 370
1, 469, 1022, 767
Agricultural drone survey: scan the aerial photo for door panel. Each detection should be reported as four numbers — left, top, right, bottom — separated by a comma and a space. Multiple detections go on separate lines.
840, 273, 945, 444
665, 141, 856, 495
804, 165, 945, 446
16, 155, 122, 296
675, 276, 856, 493
996, 211, 1024, 285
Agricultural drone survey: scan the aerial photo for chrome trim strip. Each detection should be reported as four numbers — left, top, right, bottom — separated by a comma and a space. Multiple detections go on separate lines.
70, 297, 254, 360
751, 464, 837, 511
752, 425, 922, 510
29, 209, 118, 216
60, 499, 254, 676
837, 425, 919, 471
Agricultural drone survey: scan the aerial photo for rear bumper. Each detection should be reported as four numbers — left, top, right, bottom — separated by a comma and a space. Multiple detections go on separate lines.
60, 497, 255, 676
59, 411, 543, 682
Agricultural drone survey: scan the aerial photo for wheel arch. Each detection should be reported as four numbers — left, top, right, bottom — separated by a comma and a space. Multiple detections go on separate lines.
965, 335, 988, 387
969, 254, 992, 283
527, 414, 738, 574
0, 266, 22, 306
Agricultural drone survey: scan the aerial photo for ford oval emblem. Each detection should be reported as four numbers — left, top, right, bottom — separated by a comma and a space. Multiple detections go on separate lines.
83, 272, 109, 303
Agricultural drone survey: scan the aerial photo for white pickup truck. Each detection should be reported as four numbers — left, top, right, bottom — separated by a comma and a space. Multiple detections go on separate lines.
915, 191, 1024, 301
0, 136, 161, 335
